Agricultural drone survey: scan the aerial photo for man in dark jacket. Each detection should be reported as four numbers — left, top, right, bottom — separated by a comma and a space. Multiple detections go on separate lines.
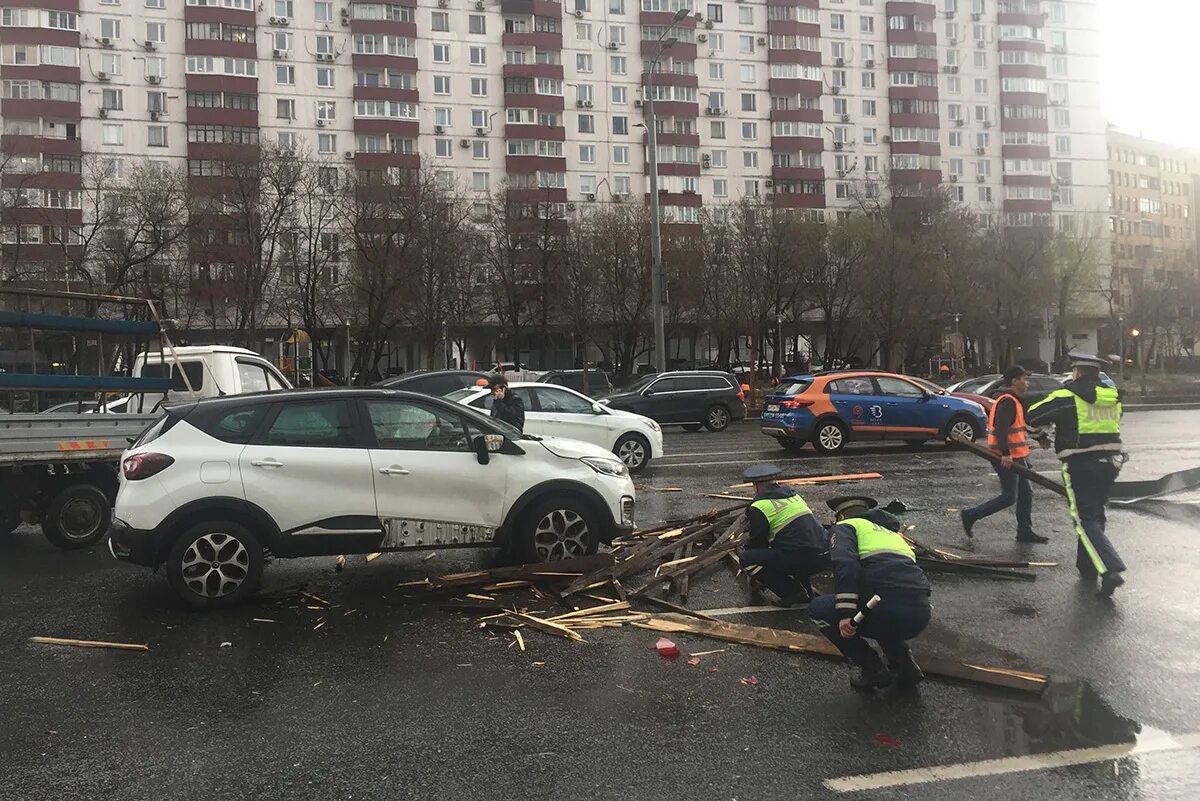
810, 496, 931, 691
961, 365, 1047, 543
488, 376, 525, 432
738, 464, 832, 606
1026, 353, 1125, 597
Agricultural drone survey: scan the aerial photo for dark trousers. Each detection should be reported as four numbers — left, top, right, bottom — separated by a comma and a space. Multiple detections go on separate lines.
1062, 456, 1125, 576
963, 456, 1034, 537
810, 594, 931, 667
739, 548, 828, 599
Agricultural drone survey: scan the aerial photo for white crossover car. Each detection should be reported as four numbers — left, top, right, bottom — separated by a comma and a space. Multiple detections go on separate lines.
447, 382, 665, 473
109, 388, 636, 607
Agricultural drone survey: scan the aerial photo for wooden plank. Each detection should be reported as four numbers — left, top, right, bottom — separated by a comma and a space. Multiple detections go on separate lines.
508, 613, 585, 642
949, 433, 1067, 496
637, 596, 722, 622
918, 559, 1037, 582
30, 636, 149, 653
428, 554, 614, 590
729, 472, 882, 490
548, 601, 631, 621
706, 494, 754, 502
644, 613, 1048, 694
678, 542, 695, 603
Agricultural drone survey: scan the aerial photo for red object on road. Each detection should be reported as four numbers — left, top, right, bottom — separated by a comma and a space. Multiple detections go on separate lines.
739, 676, 760, 687
687, 656, 701, 666
874, 734, 901, 746
655, 637, 680, 658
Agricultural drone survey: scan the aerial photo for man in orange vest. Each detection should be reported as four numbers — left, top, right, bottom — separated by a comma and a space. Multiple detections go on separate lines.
960, 365, 1048, 543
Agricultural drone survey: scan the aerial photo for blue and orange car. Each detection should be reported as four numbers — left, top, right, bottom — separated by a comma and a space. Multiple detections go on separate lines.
760, 371, 988, 453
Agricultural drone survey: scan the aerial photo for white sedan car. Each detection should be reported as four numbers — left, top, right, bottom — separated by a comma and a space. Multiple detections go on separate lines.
447, 382, 664, 472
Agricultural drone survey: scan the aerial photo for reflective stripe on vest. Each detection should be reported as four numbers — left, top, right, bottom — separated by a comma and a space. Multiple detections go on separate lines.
1076, 387, 1122, 434
987, 391, 1031, 459
750, 495, 812, 542
845, 518, 917, 562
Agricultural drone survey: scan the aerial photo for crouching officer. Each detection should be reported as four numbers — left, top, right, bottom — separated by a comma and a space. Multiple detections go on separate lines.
1026, 353, 1126, 598
810, 496, 931, 691
739, 464, 831, 607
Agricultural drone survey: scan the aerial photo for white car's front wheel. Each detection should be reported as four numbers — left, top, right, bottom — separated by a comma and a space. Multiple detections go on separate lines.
519, 498, 600, 563
167, 520, 265, 608
614, 433, 651, 473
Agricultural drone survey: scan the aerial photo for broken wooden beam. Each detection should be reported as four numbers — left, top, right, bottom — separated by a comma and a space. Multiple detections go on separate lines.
949, 433, 1067, 496
29, 636, 149, 653
636, 596, 722, 622
729, 472, 883, 490
507, 612, 585, 642
427, 554, 614, 590
637, 613, 1048, 694
917, 558, 1037, 581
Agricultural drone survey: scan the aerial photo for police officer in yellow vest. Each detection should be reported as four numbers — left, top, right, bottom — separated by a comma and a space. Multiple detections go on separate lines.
739, 464, 832, 607
1027, 353, 1127, 598
810, 496, 931, 691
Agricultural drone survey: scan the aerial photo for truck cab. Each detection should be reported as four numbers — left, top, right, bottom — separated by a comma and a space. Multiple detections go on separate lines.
133, 346, 292, 403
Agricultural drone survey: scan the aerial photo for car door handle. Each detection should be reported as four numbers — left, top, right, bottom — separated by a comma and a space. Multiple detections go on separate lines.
378, 466, 410, 476
250, 458, 284, 468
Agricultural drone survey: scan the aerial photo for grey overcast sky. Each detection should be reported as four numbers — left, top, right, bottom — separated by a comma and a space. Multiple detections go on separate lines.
1100, 0, 1200, 146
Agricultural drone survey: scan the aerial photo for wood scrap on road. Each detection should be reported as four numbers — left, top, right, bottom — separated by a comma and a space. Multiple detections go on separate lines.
30, 636, 150, 653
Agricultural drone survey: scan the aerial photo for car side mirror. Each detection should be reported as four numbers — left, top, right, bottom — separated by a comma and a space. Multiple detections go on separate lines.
642, 389, 655, 397
592, 402, 607, 414
473, 435, 491, 465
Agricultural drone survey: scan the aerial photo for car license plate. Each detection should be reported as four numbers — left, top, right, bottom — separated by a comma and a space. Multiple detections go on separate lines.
767, 404, 780, 412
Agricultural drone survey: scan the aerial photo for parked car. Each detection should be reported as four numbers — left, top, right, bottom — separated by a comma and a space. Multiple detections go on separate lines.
376, 369, 490, 397
40, 400, 100, 414
539, 369, 614, 398
109, 388, 636, 607
908, 376, 995, 414
760, 370, 987, 453
599, 371, 747, 432
448, 381, 663, 472
1052, 372, 1117, 389
944, 374, 1002, 394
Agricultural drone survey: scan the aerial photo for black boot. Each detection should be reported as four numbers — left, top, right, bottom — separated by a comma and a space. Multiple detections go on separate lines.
1098, 572, 1125, 598
849, 652, 894, 691
889, 650, 925, 687
1016, 531, 1049, 544
748, 587, 766, 606
960, 511, 974, 538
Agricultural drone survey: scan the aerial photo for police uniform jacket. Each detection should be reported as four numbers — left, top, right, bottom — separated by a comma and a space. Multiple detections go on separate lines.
745, 485, 831, 557
1025, 377, 1122, 461
829, 508, 931, 619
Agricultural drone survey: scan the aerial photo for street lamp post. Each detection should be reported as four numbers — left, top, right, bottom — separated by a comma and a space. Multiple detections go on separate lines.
1118, 313, 1125, 382
645, 8, 688, 374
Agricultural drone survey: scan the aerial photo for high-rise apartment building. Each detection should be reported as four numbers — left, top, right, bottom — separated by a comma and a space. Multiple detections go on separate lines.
0, 0, 1110, 364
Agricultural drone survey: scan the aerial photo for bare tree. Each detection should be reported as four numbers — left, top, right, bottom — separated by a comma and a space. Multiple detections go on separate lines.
589, 204, 653, 379
1049, 214, 1107, 369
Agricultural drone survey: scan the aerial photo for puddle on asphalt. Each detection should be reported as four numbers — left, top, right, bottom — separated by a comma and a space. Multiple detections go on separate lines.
981, 679, 1140, 756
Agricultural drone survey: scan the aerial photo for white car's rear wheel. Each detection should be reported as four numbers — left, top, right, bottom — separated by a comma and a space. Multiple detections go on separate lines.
167, 520, 264, 608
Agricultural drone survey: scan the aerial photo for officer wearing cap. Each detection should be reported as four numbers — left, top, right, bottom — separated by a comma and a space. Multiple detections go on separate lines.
738, 464, 832, 607
1027, 353, 1126, 597
960, 365, 1047, 544
809, 495, 931, 691
486, 375, 525, 432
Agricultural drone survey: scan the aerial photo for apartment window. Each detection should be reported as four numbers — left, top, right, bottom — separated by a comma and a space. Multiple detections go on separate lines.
711, 150, 727, 168
710, 120, 725, 139
100, 53, 122, 74
578, 114, 594, 133
315, 34, 333, 55
739, 34, 754, 54
100, 18, 121, 39
469, 46, 487, 65
318, 133, 336, 153
472, 141, 488, 159
611, 55, 626, 73
1054, 108, 1070, 128
831, 13, 845, 31
744, 180, 759, 196
146, 90, 166, 112
435, 138, 452, 157
576, 21, 592, 40
738, 5, 752, 24
978, 186, 993, 202
862, 127, 876, 144
146, 0, 166, 8
274, 0, 294, 16
831, 41, 845, 60
471, 78, 488, 96
469, 14, 486, 34
1052, 55, 1068, 76
1055, 135, 1071, 155
949, 131, 962, 147
613, 116, 628, 135
101, 88, 123, 110
712, 178, 727, 197
610, 24, 625, 43
976, 159, 991, 177
739, 64, 755, 82
277, 99, 296, 119
577, 53, 593, 72
101, 123, 124, 146
431, 11, 449, 31
741, 92, 756, 112
277, 65, 295, 84
860, 15, 873, 33
317, 67, 334, 88
145, 56, 166, 78
315, 1, 332, 21
709, 62, 724, 80
863, 155, 878, 172
576, 84, 593, 104
471, 108, 488, 128
580, 144, 595, 163
974, 78, 988, 94
862, 72, 875, 89
434, 107, 451, 126
612, 85, 626, 104
974, 51, 986, 68
148, 125, 168, 147
580, 175, 596, 195
710, 32, 723, 51
613, 145, 629, 164
433, 75, 450, 94
976, 132, 990, 148
472, 172, 489, 191
317, 100, 335, 120
707, 3, 722, 21
146, 22, 166, 42
862, 99, 876, 116
947, 76, 961, 93
743, 151, 757, 168
274, 31, 293, 51
741, 122, 757, 140
610, 0, 624, 12
433, 43, 450, 62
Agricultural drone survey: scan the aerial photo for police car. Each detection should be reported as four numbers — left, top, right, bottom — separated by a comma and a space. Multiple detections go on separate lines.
760, 371, 987, 453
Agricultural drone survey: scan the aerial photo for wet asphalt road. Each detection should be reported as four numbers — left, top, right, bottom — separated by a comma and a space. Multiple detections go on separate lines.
3, 410, 1200, 800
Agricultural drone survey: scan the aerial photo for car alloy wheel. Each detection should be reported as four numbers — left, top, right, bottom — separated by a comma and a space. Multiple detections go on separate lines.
615, 434, 649, 472
531, 508, 592, 562
950, 419, 977, 442
817, 423, 845, 452
180, 532, 251, 599
705, 405, 730, 432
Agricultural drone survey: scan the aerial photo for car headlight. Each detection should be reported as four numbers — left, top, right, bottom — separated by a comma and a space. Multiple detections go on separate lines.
581, 456, 629, 478
647, 420, 660, 432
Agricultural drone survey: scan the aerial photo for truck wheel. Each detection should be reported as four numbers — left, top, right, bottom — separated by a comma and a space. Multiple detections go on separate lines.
42, 483, 111, 550
614, 433, 651, 473
518, 497, 599, 563
167, 520, 264, 609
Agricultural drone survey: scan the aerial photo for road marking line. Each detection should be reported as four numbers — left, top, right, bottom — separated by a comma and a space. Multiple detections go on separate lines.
824, 730, 1200, 793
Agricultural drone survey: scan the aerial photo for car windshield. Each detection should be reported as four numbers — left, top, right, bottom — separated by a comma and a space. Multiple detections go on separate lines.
954, 376, 998, 394
771, 379, 813, 396
909, 377, 947, 395
444, 388, 479, 403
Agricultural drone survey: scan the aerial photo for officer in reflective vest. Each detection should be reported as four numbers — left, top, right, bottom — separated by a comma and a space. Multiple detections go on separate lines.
810, 496, 931, 691
1027, 353, 1126, 598
738, 464, 832, 607
960, 365, 1047, 543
